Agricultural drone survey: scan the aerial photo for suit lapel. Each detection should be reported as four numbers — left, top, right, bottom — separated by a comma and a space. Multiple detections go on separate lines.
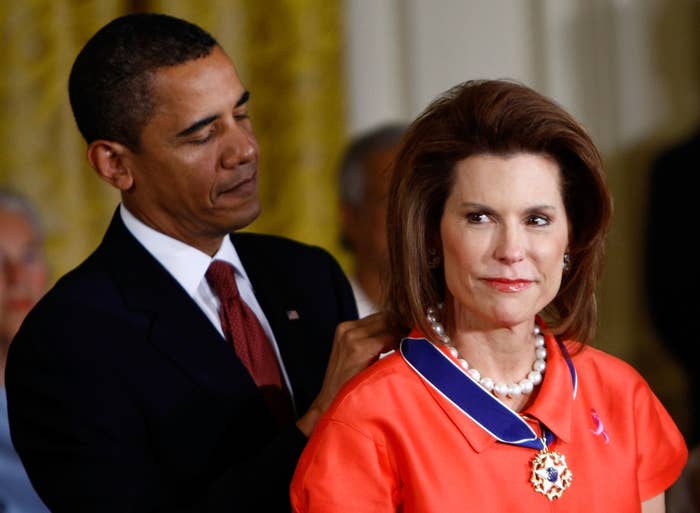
99, 212, 257, 396
232, 234, 316, 411
233, 233, 297, 360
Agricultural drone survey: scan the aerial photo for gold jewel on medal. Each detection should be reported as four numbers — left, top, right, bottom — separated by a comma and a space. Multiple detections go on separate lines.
530, 443, 573, 500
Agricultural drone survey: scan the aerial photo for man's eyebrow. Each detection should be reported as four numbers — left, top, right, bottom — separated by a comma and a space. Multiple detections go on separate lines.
236, 90, 250, 107
175, 90, 251, 138
176, 115, 219, 138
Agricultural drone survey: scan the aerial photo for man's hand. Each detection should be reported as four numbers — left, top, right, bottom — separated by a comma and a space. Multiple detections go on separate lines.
296, 312, 402, 436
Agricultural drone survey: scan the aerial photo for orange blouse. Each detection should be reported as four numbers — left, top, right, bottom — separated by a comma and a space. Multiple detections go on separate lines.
291, 326, 687, 512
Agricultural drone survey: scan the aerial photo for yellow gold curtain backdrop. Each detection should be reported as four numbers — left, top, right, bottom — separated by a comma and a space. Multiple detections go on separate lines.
0, 0, 348, 284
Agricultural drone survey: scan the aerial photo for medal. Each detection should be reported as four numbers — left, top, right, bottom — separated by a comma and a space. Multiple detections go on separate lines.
530, 442, 573, 500
401, 333, 577, 501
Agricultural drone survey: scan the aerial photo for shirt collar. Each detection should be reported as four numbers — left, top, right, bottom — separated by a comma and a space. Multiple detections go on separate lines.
119, 204, 248, 296
523, 330, 575, 444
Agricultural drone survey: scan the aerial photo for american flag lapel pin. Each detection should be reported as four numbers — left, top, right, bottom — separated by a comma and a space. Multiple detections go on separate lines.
286, 309, 300, 320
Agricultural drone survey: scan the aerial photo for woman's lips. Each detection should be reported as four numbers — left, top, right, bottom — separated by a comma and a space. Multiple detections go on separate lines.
484, 278, 532, 292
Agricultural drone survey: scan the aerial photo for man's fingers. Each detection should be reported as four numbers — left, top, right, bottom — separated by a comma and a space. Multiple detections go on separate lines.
336, 312, 402, 340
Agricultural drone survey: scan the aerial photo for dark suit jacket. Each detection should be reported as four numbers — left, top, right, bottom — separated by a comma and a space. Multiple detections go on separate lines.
6, 210, 358, 513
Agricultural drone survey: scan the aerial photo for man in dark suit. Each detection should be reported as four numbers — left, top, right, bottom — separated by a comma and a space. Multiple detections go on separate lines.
5, 13, 396, 513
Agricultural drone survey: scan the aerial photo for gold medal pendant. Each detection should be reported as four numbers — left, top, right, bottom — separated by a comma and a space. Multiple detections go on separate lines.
530, 447, 573, 500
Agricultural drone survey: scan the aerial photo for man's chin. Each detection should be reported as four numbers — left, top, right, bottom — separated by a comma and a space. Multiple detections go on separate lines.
226, 201, 262, 232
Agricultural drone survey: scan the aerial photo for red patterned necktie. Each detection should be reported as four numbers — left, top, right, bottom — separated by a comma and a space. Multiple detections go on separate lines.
206, 260, 293, 424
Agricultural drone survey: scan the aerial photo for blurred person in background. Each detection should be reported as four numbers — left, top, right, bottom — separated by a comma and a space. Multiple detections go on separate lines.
647, 127, 700, 513
0, 188, 50, 512
647, 126, 700, 447
338, 123, 405, 317
0, 189, 50, 358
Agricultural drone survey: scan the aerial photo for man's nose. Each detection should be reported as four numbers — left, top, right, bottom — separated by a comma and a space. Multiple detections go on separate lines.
221, 124, 257, 167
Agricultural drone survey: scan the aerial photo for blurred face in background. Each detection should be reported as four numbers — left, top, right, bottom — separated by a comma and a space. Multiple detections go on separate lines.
0, 208, 49, 342
343, 145, 397, 276
0, 258, 5, 342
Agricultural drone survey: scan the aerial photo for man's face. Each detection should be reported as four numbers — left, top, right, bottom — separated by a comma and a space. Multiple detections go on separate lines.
119, 46, 261, 254
0, 209, 49, 343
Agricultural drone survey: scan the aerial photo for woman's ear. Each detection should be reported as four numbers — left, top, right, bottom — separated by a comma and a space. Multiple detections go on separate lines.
86, 140, 134, 191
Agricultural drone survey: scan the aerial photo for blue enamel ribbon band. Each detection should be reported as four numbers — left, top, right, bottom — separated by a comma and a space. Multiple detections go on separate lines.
400, 336, 576, 450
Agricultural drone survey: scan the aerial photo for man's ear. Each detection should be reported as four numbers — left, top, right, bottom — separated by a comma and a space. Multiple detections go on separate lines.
86, 140, 135, 191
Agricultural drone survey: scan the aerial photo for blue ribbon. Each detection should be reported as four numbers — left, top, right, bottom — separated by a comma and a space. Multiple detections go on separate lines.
400, 336, 576, 450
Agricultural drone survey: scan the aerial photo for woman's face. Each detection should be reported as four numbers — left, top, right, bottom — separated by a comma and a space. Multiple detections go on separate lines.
439, 152, 569, 330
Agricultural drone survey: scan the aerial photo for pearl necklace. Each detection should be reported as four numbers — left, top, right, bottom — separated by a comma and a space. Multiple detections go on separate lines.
426, 305, 547, 398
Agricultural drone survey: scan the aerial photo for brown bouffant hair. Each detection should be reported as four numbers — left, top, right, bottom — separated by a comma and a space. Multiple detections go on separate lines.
384, 79, 612, 346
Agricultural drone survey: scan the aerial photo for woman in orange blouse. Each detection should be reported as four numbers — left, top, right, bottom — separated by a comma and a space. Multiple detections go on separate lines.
291, 79, 687, 512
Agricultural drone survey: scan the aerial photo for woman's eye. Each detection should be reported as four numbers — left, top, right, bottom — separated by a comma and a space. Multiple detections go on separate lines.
467, 212, 489, 224
528, 215, 550, 226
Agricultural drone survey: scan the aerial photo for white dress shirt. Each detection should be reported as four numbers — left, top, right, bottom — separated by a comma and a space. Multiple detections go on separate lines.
119, 204, 294, 401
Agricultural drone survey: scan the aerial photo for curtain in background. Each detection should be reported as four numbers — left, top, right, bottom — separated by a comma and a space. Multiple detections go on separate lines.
0, 1, 125, 282
0, 0, 348, 283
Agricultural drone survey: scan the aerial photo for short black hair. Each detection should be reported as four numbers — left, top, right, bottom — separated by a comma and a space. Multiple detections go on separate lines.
68, 12, 218, 150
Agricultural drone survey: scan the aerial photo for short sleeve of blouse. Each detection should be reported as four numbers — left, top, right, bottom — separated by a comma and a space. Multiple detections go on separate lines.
633, 378, 688, 499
